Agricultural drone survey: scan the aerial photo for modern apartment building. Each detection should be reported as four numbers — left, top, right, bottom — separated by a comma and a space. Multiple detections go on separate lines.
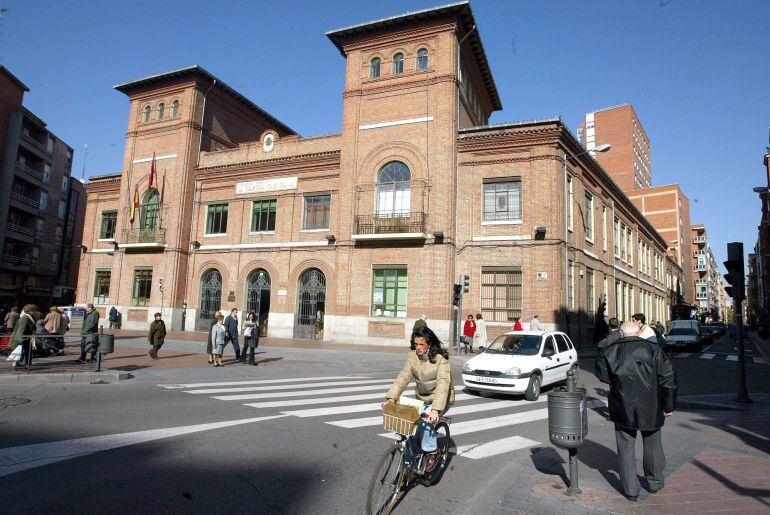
0, 66, 84, 309
628, 184, 694, 305
691, 224, 722, 319
76, 2, 679, 349
581, 104, 651, 191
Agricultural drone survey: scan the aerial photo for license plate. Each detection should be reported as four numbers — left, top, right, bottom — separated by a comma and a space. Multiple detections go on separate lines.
475, 376, 498, 384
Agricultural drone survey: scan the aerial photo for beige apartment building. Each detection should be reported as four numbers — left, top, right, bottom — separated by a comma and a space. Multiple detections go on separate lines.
691, 224, 723, 319
77, 2, 678, 349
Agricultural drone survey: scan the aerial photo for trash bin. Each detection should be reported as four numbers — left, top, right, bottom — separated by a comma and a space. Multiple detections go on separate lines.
548, 386, 588, 449
98, 333, 114, 354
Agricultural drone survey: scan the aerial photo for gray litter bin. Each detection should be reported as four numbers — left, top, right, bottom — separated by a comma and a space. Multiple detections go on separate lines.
548, 386, 588, 449
98, 333, 114, 354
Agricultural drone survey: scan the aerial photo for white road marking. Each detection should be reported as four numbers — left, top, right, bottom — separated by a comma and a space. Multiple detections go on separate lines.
754, 357, 769, 365
244, 391, 416, 409
325, 397, 547, 428
455, 436, 541, 459
700, 353, 716, 359
159, 376, 368, 389
726, 355, 738, 362
282, 393, 476, 418
0, 415, 287, 478
185, 378, 393, 394
213, 384, 465, 401
378, 408, 548, 437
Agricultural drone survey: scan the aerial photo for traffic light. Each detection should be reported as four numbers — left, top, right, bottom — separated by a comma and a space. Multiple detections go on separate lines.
723, 242, 745, 302
452, 284, 461, 307
461, 274, 470, 294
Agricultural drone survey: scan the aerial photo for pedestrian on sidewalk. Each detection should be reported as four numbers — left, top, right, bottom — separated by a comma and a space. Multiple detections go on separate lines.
79, 303, 100, 363
206, 315, 217, 364
529, 314, 545, 331
148, 313, 166, 360
109, 306, 119, 329
633, 313, 657, 341
462, 314, 476, 354
4, 306, 19, 331
512, 318, 523, 331
242, 310, 259, 366
224, 308, 241, 361
594, 321, 677, 502
9, 304, 36, 369
474, 313, 487, 349
43, 306, 64, 354
597, 318, 621, 352
211, 314, 226, 367
59, 307, 70, 335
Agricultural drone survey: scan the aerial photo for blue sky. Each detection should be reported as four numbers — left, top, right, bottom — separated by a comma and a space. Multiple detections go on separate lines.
1, 0, 768, 271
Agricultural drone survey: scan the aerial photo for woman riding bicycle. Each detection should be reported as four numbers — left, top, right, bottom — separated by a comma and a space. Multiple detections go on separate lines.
384, 326, 455, 471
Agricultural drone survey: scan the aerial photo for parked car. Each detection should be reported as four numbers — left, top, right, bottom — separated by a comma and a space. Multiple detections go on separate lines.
462, 331, 578, 401
665, 319, 702, 351
699, 326, 714, 345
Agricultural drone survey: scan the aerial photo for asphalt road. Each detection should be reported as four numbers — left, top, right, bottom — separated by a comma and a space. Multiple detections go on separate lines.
0, 333, 767, 514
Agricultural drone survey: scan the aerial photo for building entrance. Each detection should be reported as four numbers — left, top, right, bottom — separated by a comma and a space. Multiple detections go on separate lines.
294, 268, 326, 340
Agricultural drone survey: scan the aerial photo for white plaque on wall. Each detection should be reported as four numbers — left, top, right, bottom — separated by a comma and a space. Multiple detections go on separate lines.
277, 289, 288, 296
236, 177, 298, 195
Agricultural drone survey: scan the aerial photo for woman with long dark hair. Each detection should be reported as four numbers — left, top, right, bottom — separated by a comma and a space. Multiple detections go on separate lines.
384, 326, 455, 472
242, 310, 259, 366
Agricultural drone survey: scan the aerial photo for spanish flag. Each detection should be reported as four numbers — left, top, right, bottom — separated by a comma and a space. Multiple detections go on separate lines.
130, 185, 139, 225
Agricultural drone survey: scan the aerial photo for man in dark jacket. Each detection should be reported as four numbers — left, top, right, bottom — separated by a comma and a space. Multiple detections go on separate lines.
148, 313, 166, 360
223, 308, 241, 361
595, 321, 677, 502
109, 306, 119, 329
9, 304, 36, 368
79, 303, 100, 362
597, 318, 621, 352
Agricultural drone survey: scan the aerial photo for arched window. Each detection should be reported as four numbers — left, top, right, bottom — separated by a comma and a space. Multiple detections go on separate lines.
171, 100, 179, 117
157, 102, 165, 120
198, 269, 222, 327
140, 188, 160, 230
370, 57, 381, 78
143, 105, 151, 123
392, 53, 404, 74
417, 48, 428, 70
376, 161, 411, 216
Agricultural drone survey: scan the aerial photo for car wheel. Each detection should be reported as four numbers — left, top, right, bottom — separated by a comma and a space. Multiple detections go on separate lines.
524, 374, 541, 401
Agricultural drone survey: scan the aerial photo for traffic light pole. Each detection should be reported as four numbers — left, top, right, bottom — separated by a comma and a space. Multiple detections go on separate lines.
724, 242, 751, 404
735, 301, 752, 403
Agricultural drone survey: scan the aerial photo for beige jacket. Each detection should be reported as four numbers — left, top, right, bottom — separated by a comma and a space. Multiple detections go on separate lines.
386, 351, 455, 412
44, 312, 63, 334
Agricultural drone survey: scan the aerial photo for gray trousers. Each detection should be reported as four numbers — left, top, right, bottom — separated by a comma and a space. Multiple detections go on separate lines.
614, 425, 665, 497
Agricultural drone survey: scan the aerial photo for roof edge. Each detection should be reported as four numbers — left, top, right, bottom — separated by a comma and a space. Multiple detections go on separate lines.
0, 65, 30, 92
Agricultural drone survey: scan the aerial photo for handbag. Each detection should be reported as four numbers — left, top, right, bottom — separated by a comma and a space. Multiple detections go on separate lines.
7, 345, 22, 362
244, 326, 254, 338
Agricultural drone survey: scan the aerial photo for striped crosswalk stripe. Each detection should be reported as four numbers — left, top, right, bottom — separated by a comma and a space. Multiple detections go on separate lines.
186, 378, 393, 395
244, 391, 415, 409
158, 376, 367, 389
726, 355, 738, 362
212, 383, 394, 401
455, 436, 541, 459
700, 353, 715, 359
283, 393, 476, 418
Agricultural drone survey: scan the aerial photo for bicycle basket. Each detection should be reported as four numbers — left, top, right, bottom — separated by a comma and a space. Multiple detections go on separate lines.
382, 402, 420, 436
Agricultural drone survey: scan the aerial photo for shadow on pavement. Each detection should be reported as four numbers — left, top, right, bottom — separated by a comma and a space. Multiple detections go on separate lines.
691, 458, 770, 508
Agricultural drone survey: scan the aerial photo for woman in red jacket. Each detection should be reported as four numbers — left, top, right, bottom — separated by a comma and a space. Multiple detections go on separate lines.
462, 314, 476, 354
513, 318, 523, 331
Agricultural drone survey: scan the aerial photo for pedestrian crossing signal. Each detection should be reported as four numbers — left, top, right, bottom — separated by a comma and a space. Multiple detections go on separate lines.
452, 284, 461, 307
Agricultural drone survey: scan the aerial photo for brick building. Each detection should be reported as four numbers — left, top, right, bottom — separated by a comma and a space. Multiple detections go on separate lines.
76, 3, 677, 349
0, 66, 84, 309
581, 104, 652, 191
628, 184, 694, 305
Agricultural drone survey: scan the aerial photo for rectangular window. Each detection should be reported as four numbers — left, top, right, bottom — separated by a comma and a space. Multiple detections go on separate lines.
205, 203, 228, 235
303, 194, 331, 230
100, 211, 118, 239
587, 268, 595, 316
43, 164, 51, 183
584, 193, 594, 241
614, 218, 619, 257
251, 199, 277, 232
61, 176, 69, 193
602, 206, 607, 252
627, 228, 634, 264
39, 191, 48, 210
58, 200, 66, 220
481, 267, 522, 322
568, 261, 575, 311
483, 180, 522, 222
55, 226, 63, 243
132, 268, 152, 306
567, 177, 575, 231
94, 270, 110, 304
371, 268, 407, 318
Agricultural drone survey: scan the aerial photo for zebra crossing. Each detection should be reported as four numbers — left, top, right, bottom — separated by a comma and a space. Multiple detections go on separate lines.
669, 351, 770, 365
159, 374, 604, 461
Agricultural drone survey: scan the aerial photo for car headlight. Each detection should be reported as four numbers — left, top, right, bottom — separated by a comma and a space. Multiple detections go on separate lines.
504, 367, 521, 376
463, 363, 473, 372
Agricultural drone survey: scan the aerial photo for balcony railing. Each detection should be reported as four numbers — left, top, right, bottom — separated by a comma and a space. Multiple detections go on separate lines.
693, 236, 706, 244
1, 254, 31, 265
696, 292, 708, 300
694, 264, 708, 272
6, 223, 35, 237
353, 212, 426, 237
20, 133, 49, 154
15, 161, 43, 182
122, 228, 166, 245
694, 250, 706, 256
10, 191, 40, 209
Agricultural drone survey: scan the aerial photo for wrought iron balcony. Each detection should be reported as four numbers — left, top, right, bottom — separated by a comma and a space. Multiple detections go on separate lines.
15, 161, 43, 182
122, 228, 166, 245
696, 292, 708, 300
20, 133, 49, 154
6, 223, 35, 238
353, 212, 426, 239
10, 191, 40, 209
693, 236, 706, 244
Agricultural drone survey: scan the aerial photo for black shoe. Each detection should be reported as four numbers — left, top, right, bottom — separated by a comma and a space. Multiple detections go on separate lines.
623, 494, 638, 502
648, 485, 663, 494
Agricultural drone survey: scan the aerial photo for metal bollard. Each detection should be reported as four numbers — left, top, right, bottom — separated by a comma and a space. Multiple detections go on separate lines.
548, 368, 587, 495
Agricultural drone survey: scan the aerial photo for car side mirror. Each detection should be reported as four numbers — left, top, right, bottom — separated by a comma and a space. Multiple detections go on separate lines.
543, 349, 554, 358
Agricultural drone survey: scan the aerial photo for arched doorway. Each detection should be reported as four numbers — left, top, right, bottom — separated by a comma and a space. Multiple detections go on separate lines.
140, 188, 160, 230
294, 268, 326, 340
197, 269, 222, 331
246, 269, 271, 337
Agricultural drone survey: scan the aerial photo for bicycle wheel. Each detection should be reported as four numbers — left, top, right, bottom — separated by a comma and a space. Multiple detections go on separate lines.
417, 422, 451, 487
366, 443, 406, 515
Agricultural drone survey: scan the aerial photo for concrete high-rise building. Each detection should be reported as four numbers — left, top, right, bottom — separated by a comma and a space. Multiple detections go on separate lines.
628, 184, 694, 305
0, 66, 84, 309
581, 104, 652, 192
691, 224, 722, 319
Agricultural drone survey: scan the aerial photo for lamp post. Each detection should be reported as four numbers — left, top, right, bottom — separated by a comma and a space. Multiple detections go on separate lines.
561, 144, 611, 344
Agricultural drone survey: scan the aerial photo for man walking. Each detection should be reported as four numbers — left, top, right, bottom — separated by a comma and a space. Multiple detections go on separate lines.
597, 318, 621, 352
529, 314, 545, 331
79, 303, 100, 362
224, 308, 241, 361
595, 321, 677, 502
148, 312, 166, 360
632, 313, 657, 341
108, 306, 119, 329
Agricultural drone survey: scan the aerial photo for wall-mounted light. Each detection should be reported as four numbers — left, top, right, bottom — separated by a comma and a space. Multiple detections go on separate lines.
78, 244, 87, 251
432, 231, 444, 241
191, 240, 201, 249
325, 234, 336, 243
535, 226, 546, 240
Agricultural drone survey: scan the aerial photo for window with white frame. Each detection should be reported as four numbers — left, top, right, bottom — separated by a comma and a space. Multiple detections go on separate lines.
483, 179, 522, 222
370, 57, 381, 78
371, 267, 407, 317
584, 193, 594, 241
93, 270, 111, 305
303, 194, 331, 230
392, 53, 404, 74
567, 176, 574, 231
586, 268, 595, 316
416, 48, 428, 70
157, 102, 165, 120
568, 261, 575, 310
171, 100, 180, 117
602, 206, 607, 251
205, 203, 228, 235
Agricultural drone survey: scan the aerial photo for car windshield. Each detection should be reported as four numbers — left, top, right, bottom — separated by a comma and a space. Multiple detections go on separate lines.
485, 334, 542, 355
669, 328, 697, 336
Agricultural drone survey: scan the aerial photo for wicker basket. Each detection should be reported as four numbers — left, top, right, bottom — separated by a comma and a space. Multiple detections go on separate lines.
382, 402, 420, 436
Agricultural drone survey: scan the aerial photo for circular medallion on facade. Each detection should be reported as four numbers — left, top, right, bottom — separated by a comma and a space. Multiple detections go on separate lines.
263, 134, 275, 152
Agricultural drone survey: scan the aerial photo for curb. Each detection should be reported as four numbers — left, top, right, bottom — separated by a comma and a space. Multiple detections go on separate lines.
0, 371, 132, 384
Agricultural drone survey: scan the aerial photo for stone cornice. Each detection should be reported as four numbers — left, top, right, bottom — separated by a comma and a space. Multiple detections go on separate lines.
125, 121, 235, 149
85, 178, 122, 194
459, 154, 551, 167
343, 74, 455, 98
342, 22, 457, 54
196, 151, 340, 180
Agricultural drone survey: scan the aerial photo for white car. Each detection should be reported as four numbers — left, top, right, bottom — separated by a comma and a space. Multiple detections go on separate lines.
461, 331, 579, 401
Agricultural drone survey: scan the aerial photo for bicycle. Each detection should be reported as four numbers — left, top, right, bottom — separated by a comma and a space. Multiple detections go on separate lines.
366, 402, 451, 515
